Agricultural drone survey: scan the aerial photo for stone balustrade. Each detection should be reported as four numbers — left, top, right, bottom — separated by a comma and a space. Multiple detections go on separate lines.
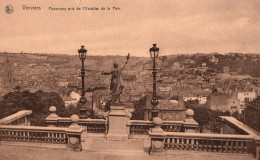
0, 110, 32, 126
127, 120, 183, 136
149, 131, 257, 156
149, 117, 260, 158
45, 106, 107, 133
80, 119, 107, 133
51, 118, 107, 133
0, 114, 84, 151
162, 132, 253, 153
127, 109, 198, 137
0, 125, 67, 144
161, 121, 183, 132
127, 120, 153, 135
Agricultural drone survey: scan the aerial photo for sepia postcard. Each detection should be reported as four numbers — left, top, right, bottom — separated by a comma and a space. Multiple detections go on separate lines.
0, 0, 260, 160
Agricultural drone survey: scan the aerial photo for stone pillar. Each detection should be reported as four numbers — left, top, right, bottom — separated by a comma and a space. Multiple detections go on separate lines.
183, 109, 199, 133
45, 106, 58, 127
149, 117, 165, 154
66, 114, 83, 151
25, 115, 31, 126
126, 110, 132, 136
255, 136, 260, 160
106, 105, 128, 141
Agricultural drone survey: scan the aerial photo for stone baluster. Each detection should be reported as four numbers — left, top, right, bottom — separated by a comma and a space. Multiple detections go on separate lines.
177, 138, 181, 149
188, 139, 193, 150
45, 106, 58, 127
194, 139, 199, 151
181, 138, 185, 150
183, 109, 199, 133
183, 139, 188, 150
66, 114, 83, 151
169, 138, 174, 149
233, 141, 238, 153
243, 141, 248, 154
218, 141, 223, 152
149, 117, 165, 155
165, 138, 169, 148
212, 141, 217, 152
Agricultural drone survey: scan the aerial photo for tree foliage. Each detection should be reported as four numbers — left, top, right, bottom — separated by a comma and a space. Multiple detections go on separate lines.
131, 96, 148, 120
184, 100, 231, 133
0, 90, 68, 126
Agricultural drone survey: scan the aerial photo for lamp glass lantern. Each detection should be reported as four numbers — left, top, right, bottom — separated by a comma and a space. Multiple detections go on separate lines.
78, 45, 87, 60
149, 44, 159, 59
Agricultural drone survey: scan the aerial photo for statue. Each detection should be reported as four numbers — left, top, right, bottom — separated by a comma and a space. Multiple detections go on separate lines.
101, 53, 130, 104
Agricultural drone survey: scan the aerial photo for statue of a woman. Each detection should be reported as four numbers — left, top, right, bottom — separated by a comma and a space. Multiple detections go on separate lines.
101, 53, 130, 104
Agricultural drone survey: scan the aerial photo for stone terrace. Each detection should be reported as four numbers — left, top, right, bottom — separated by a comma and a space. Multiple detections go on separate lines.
0, 106, 260, 160
0, 145, 255, 160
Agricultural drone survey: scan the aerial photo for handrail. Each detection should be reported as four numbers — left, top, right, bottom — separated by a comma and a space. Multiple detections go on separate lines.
127, 120, 183, 125
150, 131, 254, 141
0, 125, 67, 132
0, 110, 32, 125
58, 117, 106, 124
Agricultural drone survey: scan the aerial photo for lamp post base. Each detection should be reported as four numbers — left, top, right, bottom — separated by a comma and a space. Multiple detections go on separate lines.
78, 96, 87, 119
78, 107, 87, 119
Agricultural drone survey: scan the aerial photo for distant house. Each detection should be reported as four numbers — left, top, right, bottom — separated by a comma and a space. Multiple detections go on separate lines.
207, 89, 242, 113
158, 86, 172, 92
144, 97, 186, 121
122, 75, 137, 83
201, 62, 207, 68
207, 90, 230, 111
227, 93, 241, 113
172, 62, 181, 69
186, 59, 196, 64
158, 86, 173, 99
64, 96, 78, 107
223, 66, 230, 74
68, 81, 79, 89
210, 55, 219, 64
58, 80, 69, 88
255, 78, 260, 87
63, 91, 80, 107
92, 89, 110, 111
237, 91, 257, 106
182, 90, 210, 104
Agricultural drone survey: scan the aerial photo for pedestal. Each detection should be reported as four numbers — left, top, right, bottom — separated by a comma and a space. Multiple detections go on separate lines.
106, 105, 128, 141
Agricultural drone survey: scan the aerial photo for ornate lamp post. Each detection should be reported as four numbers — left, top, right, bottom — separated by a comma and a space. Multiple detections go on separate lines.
78, 45, 88, 119
149, 44, 159, 117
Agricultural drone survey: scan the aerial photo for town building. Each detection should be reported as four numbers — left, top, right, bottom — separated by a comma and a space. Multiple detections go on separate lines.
223, 66, 230, 74
181, 90, 211, 104
144, 97, 186, 121
209, 55, 219, 64
237, 91, 257, 108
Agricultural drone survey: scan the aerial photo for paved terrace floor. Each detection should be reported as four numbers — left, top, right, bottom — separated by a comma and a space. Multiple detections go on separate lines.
0, 138, 255, 160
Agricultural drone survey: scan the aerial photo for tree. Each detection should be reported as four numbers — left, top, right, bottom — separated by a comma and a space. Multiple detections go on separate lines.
14, 85, 21, 92
0, 90, 66, 126
131, 96, 148, 120
193, 107, 211, 127
184, 100, 200, 109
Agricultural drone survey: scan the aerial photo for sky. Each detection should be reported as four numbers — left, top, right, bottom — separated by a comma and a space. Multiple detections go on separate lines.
1, 0, 260, 57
